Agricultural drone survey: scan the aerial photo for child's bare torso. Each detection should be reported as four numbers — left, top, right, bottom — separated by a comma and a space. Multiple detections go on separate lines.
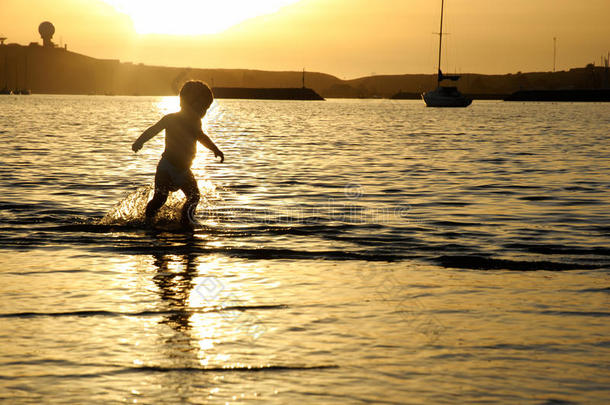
161, 112, 202, 170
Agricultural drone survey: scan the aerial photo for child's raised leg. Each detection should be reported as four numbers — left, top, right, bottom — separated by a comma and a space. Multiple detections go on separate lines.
145, 188, 169, 221
145, 168, 171, 222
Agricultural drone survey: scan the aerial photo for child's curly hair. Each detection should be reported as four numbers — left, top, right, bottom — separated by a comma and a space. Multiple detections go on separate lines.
179, 80, 214, 109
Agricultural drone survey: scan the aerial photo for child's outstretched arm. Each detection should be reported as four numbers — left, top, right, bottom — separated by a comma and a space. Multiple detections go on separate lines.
132, 116, 167, 153
197, 131, 224, 163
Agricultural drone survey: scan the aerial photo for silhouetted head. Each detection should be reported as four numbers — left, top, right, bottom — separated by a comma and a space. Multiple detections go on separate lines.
179, 81, 213, 118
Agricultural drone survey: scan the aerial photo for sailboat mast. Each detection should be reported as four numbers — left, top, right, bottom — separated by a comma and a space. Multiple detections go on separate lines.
437, 0, 444, 84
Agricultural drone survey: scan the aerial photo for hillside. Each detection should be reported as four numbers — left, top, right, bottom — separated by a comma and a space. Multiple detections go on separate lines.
1, 43, 608, 98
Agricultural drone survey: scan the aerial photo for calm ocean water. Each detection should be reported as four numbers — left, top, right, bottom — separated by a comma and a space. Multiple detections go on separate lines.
0, 95, 609, 404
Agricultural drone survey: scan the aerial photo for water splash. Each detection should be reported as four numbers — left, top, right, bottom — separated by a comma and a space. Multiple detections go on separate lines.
99, 185, 185, 226
98, 181, 220, 227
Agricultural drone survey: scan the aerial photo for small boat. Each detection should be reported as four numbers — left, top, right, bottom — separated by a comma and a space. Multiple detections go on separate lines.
422, 0, 471, 108
422, 80, 471, 107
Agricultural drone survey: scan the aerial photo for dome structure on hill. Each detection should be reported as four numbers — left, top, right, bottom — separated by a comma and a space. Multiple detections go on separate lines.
38, 21, 55, 47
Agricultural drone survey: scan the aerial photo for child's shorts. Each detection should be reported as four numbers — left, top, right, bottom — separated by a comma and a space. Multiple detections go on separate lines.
155, 157, 194, 192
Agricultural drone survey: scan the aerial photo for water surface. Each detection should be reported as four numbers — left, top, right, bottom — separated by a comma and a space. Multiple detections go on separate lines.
0, 96, 609, 404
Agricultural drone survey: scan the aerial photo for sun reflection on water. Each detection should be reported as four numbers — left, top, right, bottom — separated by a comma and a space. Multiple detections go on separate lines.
155, 96, 180, 115
144, 251, 269, 369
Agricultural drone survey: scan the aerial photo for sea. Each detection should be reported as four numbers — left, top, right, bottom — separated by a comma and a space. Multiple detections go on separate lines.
0, 95, 609, 404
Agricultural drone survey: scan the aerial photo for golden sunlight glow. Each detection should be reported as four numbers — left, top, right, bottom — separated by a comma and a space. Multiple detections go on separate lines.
102, 0, 301, 35
156, 96, 180, 114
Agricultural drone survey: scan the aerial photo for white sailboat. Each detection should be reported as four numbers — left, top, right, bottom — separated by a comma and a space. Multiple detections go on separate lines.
422, 0, 472, 107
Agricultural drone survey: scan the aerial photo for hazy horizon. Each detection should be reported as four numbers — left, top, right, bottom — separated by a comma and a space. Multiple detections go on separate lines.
2, 0, 609, 79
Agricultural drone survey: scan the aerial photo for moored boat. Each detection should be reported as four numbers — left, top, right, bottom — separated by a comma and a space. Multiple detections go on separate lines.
422, 0, 471, 108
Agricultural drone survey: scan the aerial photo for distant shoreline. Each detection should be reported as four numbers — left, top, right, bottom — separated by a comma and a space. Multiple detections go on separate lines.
1, 42, 609, 99
212, 87, 324, 100
504, 89, 610, 102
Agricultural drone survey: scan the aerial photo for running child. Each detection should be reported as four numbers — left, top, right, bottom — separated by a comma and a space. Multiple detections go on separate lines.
132, 81, 224, 227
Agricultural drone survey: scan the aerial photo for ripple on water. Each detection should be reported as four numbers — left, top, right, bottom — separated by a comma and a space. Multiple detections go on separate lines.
0, 97, 609, 404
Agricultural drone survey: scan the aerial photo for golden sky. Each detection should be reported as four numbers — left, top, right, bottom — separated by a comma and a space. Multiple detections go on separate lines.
2, 0, 609, 78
